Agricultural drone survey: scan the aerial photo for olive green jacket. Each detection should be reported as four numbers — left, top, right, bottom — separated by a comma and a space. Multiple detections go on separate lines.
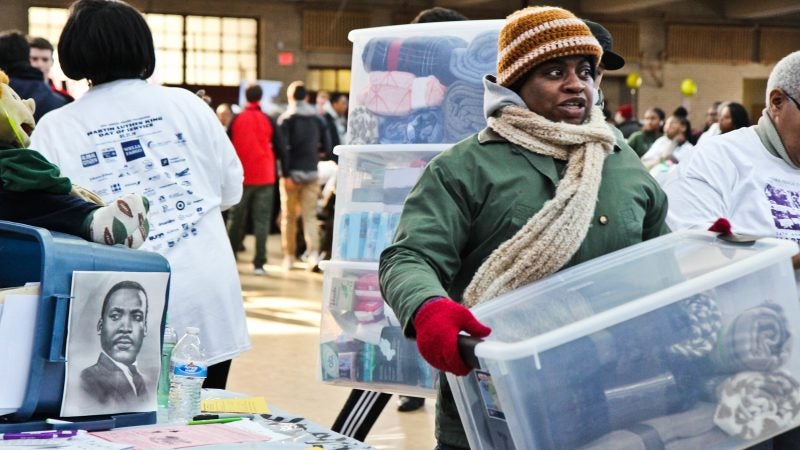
379, 127, 670, 448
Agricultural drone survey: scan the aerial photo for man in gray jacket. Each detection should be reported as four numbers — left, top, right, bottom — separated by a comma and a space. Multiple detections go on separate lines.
277, 81, 331, 270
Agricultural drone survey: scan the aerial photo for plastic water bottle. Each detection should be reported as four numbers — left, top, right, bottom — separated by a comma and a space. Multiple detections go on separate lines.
168, 327, 207, 423
157, 325, 177, 409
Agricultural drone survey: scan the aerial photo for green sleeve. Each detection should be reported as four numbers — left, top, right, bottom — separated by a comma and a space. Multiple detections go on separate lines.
379, 159, 472, 338
0, 148, 72, 194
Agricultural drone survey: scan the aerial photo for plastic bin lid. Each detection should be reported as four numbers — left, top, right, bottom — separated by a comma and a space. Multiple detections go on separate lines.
471, 230, 798, 362
348, 20, 505, 42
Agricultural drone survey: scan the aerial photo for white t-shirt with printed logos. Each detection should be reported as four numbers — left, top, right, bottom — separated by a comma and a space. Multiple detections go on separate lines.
664, 126, 800, 287
31, 79, 249, 365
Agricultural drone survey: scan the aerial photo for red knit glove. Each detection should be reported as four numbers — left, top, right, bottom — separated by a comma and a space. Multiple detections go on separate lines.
708, 218, 732, 235
413, 297, 491, 376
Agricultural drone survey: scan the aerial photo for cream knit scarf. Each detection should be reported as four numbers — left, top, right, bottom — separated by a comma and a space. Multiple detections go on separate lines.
462, 105, 615, 307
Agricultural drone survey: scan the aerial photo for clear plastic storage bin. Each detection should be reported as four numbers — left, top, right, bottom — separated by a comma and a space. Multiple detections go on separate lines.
319, 260, 438, 397
448, 231, 800, 450
347, 20, 503, 146
332, 144, 446, 262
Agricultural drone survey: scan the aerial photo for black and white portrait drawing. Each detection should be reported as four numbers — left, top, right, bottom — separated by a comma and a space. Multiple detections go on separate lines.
61, 271, 169, 417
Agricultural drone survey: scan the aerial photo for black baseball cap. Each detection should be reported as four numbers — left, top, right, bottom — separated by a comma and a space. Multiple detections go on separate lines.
583, 19, 625, 70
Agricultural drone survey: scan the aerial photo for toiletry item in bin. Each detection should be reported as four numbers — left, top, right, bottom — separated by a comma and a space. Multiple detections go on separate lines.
354, 273, 385, 323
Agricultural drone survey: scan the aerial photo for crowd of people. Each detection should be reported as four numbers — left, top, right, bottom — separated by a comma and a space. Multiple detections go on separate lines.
2, 0, 800, 448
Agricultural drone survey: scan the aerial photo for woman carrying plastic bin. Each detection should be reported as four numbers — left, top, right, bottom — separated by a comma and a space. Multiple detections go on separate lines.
378, 6, 670, 449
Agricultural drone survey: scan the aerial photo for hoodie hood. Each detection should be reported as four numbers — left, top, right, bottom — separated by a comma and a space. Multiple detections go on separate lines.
483, 75, 527, 120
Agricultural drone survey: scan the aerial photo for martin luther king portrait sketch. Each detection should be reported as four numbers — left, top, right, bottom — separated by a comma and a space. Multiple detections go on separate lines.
61, 272, 168, 417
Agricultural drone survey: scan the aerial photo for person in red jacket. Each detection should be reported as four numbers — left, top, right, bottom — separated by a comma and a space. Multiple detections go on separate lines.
227, 83, 285, 275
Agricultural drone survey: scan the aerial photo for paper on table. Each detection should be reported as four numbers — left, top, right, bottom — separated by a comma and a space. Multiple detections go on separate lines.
91, 422, 269, 449
226, 418, 291, 443
0, 286, 41, 415
0, 431, 133, 449
201, 396, 269, 414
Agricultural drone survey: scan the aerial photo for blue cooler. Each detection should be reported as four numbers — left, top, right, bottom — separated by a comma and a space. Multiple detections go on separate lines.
0, 221, 170, 432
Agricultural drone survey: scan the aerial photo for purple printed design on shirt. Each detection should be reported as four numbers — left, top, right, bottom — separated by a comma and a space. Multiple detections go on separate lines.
765, 183, 800, 239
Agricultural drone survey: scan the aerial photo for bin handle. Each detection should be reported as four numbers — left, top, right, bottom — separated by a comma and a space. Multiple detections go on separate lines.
49, 294, 71, 362
457, 335, 484, 370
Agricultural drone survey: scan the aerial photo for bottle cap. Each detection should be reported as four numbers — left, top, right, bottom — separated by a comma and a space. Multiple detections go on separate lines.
186, 326, 200, 334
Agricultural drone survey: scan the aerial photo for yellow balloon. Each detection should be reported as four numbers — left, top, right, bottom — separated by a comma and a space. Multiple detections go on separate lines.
680, 79, 697, 97
626, 72, 642, 90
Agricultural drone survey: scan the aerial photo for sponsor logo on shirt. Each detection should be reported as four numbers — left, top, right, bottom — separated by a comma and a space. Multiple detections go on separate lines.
81, 152, 99, 167
175, 133, 187, 145
147, 140, 172, 149
89, 172, 113, 182
102, 149, 117, 159
175, 168, 190, 177
148, 232, 165, 241
176, 201, 186, 211
121, 139, 146, 162
111, 183, 121, 193
161, 158, 170, 166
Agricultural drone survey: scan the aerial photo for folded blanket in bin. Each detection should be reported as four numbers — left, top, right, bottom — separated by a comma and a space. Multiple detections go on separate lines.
513, 295, 718, 448
713, 371, 800, 440
359, 71, 445, 116
527, 336, 700, 449
443, 81, 486, 143
378, 108, 444, 144
348, 107, 380, 145
450, 30, 499, 85
578, 402, 731, 450
361, 36, 467, 86
708, 302, 791, 373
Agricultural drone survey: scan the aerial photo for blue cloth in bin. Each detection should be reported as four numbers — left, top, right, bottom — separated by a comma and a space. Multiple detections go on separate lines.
443, 81, 486, 143
362, 36, 467, 86
524, 302, 700, 449
449, 30, 499, 85
378, 108, 444, 145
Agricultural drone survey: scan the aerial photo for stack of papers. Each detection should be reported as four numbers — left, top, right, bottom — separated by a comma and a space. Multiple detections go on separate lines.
0, 283, 40, 416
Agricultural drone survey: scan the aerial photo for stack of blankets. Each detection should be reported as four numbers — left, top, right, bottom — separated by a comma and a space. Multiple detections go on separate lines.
498, 293, 800, 449
349, 31, 498, 145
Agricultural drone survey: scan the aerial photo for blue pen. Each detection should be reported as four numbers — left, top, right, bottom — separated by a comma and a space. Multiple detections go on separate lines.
2, 430, 78, 440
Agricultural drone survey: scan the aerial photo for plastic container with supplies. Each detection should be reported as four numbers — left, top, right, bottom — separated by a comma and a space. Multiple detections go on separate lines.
346, 20, 503, 145
319, 260, 438, 397
448, 231, 800, 450
0, 220, 170, 432
331, 144, 446, 262
168, 326, 207, 423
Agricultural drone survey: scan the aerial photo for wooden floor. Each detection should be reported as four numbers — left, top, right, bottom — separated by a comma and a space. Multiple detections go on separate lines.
226, 234, 436, 449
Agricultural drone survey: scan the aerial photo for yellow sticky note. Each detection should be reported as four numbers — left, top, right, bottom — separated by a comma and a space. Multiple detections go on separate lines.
201, 396, 270, 414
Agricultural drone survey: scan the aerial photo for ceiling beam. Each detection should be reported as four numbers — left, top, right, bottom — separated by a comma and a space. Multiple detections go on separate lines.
578, 0, 682, 14
725, 0, 800, 19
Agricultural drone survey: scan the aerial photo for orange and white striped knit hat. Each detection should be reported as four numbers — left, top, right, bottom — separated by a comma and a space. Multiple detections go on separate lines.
497, 6, 603, 87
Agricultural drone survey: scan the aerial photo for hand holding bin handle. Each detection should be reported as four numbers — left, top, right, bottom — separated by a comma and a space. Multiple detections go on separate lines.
413, 297, 491, 376
457, 335, 484, 371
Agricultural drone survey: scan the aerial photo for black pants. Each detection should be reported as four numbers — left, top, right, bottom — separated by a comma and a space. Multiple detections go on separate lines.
331, 389, 392, 442
202, 359, 232, 389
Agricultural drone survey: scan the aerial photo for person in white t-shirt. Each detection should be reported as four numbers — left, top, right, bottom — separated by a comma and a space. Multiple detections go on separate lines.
29, 0, 249, 388
665, 51, 800, 275
641, 114, 694, 171
665, 52, 800, 448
